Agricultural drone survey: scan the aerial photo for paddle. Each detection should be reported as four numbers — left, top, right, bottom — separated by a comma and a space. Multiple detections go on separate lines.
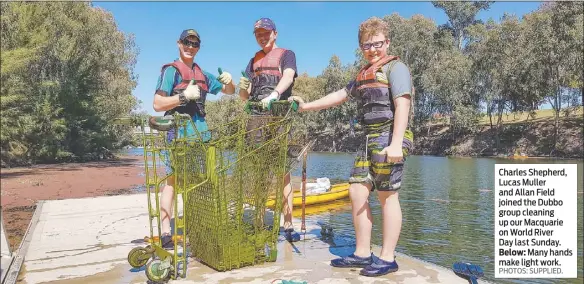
452, 262, 484, 284
286, 139, 316, 239
301, 145, 307, 236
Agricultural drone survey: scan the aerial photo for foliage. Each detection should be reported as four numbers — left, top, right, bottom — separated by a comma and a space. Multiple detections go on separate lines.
1, 2, 139, 166
2, 2, 582, 165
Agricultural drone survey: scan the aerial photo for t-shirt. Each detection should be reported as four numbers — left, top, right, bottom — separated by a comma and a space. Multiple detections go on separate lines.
154, 62, 223, 132
345, 61, 412, 99
245, 49, 298, 99
155, 64, 223, 97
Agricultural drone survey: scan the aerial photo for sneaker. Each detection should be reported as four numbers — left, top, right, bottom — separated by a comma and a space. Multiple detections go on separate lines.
160, 234, 174, 249
359, 254, 399, 277
284, 228, 301, 242
330, 253, 373, 268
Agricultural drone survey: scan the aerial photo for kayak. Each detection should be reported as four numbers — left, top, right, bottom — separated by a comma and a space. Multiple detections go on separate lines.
291, 199, 351, 217
265, 183, 350, 208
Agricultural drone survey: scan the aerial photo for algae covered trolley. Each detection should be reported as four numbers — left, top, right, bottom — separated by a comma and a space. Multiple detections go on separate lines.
126, 100, 299, 283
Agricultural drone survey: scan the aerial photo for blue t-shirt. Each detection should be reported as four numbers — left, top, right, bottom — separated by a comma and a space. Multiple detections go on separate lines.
155, 62, 222, 138
155, 65, 223, 97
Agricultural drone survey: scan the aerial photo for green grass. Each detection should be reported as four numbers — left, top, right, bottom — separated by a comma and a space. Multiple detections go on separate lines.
477, 107, 583, 126
429, 107, 583, 127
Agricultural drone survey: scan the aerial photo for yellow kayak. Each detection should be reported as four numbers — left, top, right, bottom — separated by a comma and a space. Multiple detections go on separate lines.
266, 183, 350, 208
291, 199, 351, 217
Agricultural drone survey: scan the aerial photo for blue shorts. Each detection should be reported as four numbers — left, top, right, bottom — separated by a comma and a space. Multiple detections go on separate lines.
162, 115, 210, 174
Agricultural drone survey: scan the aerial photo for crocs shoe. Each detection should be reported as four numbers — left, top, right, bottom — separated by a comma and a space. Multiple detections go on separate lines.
330, 253, 373, 268
359, 254, 399, 277
284, 228, 301, 242
160, 234, 174, 249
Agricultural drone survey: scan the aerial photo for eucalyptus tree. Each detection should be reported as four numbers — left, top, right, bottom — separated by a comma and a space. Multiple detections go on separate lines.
432, 1, 494, 51
1, 2, 139, 166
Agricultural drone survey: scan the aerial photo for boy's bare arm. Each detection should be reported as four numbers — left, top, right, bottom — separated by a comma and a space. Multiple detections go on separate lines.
292, 88, 349, 112
390, 94, 411, 145
153, 91, 181, 112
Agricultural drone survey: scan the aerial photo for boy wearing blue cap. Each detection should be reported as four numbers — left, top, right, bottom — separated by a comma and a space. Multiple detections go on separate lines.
237, 18, 301, 242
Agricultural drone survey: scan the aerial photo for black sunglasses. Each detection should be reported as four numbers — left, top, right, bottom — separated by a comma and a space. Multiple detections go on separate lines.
182, 39, 200, 48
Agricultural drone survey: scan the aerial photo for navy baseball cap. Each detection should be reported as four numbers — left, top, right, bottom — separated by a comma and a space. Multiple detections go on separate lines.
179, 29, 200, 42
253, 18, 276, 33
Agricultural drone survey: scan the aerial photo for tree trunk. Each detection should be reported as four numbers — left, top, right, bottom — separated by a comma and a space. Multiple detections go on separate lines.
457, 32, 464, 51
554, 86, 561, 153
495, 102, 504, 151
427, 121, 431, 136
488, 104, 494, 130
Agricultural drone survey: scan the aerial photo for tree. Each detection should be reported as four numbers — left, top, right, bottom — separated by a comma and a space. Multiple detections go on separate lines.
1, 2, 139, 166
432, 1, 494, 50
521, 2, 584, 152
317, 55, 355, 151
384, 13, 444, 132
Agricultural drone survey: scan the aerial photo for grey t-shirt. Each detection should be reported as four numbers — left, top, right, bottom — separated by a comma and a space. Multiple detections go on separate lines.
345, 61, 412, 99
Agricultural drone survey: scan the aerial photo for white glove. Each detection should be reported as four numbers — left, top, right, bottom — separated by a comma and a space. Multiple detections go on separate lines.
261, 91, 279, 109
238, 76, 250, 91
218, 72, 232, 85
183, 79, 200, 101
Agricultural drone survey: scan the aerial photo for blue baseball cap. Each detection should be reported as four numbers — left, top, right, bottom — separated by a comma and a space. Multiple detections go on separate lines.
253, 18, 276, 33
179, 29, 200, 42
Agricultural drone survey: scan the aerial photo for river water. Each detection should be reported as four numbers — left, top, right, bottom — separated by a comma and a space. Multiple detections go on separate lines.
123, 148, 583, 283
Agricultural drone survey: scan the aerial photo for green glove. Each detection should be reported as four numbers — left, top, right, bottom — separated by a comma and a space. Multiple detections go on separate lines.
239, 71, 251, 91
265, 98, 277, 111
217, 67, 232, 85
243, 101, 252, 114
290, 100, 298, 112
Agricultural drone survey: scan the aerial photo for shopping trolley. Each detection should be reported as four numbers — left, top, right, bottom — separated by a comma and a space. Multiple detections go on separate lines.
127, 100, 298, 283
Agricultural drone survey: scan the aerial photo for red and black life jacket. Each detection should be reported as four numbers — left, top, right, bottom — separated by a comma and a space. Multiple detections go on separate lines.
250, 48, 289, 101
162, 60, 209, 117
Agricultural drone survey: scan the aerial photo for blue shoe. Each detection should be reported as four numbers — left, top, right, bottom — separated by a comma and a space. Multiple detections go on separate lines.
160, 234, 174, 249
284, 228, 301, 242
330, 253, 373, 268
360, 254, 399, 277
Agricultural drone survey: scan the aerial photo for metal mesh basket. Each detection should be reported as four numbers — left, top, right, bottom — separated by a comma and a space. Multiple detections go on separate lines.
178, 101, 296, 271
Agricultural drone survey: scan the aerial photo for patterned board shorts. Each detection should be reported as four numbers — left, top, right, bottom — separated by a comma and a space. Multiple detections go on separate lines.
349, 130, 414, 191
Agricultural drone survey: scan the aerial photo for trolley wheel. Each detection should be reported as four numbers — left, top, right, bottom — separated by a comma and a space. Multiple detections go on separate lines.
127, 247, 151, 268
145, 259, 171, 283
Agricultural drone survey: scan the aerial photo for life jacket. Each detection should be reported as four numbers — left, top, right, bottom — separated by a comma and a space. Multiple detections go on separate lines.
162, 60, 209, 117
354, 55, 402, 133
250, 48, 289, 101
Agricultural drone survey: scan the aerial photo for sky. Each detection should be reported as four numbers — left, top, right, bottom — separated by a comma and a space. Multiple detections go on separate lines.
92, 1, 543, 115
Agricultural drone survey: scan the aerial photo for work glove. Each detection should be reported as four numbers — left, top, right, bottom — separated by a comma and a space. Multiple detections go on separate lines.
238, 76, 250, 91
183, 79, 200, 101
288, 95, 305, 111
261, 91, 279, 109
218, 71, 232, 85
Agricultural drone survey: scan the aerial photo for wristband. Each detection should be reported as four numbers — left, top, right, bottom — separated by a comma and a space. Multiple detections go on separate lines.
178, 93, 188, 105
